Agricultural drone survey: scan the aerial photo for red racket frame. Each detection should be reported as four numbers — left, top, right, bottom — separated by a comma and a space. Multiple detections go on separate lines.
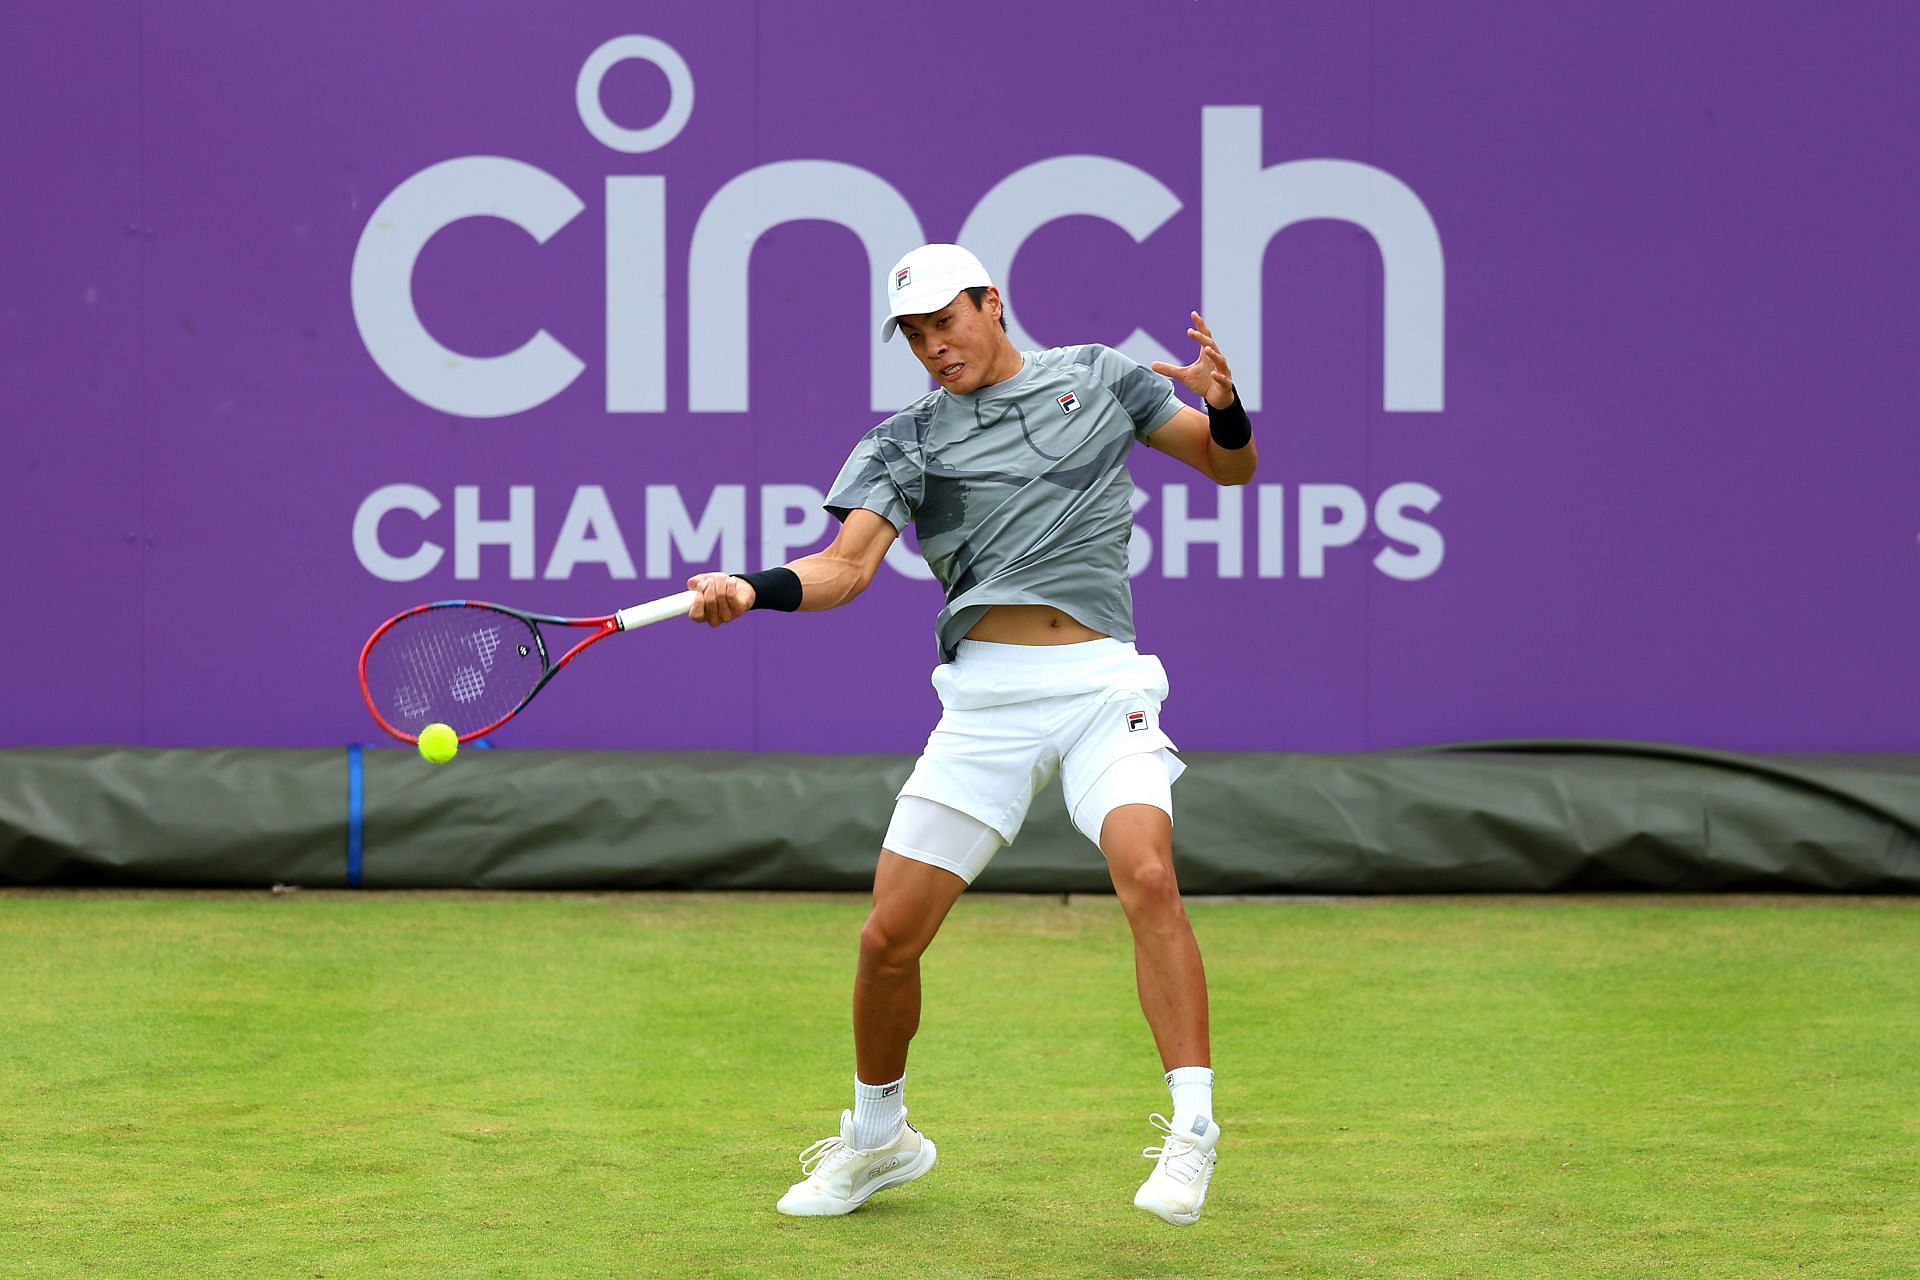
357, 600, 623, 744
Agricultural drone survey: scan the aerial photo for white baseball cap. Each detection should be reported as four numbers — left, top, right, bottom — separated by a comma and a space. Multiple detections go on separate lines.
880, 243, 993, 341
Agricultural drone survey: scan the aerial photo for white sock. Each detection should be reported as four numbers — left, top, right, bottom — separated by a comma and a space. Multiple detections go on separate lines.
1165, 1066, 1214, 1134
851, 1074, 905, 1150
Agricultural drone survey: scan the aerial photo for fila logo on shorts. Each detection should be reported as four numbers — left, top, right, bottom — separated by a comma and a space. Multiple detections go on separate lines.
1058, 391, 1080, 414
1126, 709, 1147, 733
894, 267, 911, 290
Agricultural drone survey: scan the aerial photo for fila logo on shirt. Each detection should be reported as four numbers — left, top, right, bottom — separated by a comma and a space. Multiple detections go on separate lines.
1058, 391, 1080, 415
1126, 709, 1147, 733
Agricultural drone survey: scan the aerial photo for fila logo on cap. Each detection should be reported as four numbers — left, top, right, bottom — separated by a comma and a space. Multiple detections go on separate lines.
1126, 709, 1147, 732
894, 267, 911, 290
1058, 391, 1080, 414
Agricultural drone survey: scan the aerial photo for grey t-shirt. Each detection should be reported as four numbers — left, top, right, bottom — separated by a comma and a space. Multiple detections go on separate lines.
824, 344, 1184, 662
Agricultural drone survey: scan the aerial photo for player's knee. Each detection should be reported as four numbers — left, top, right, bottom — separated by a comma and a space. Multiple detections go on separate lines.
858, 912, 926, 975
1112, 854, 1182, 915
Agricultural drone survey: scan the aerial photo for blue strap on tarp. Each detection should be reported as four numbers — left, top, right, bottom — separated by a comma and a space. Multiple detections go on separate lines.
346, 743, 365, 887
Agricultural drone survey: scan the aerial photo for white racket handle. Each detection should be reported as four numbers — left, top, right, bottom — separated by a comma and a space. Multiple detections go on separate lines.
615, 589, 700, 631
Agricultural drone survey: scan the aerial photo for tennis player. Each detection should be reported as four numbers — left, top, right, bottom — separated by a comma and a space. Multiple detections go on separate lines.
686, 243, 1256, 1226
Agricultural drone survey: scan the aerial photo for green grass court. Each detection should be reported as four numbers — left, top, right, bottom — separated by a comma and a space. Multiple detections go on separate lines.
1, 891, 1912, 1278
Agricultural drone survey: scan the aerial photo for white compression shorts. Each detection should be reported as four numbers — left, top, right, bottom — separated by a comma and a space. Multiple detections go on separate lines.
882, 638, 1186, 885
882, 796, 1005, 884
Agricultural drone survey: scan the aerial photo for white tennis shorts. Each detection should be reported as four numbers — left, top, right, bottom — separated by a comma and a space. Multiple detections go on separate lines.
884, 638, 1186, 883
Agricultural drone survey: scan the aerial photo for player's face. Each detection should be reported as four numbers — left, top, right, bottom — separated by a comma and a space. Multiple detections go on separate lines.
897, 290, 1017, 394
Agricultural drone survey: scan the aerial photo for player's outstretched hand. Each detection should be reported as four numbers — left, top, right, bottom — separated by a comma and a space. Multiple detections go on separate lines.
686, 572, 754, 627
1150, 311, 1237, 410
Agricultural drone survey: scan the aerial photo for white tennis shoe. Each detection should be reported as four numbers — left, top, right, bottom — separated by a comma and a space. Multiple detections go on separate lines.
776, 1109, 937, 1216
1134, 1112, 1220, 1226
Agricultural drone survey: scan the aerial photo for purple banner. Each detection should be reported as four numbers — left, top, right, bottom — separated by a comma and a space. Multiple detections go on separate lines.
5, 2, 1917, 752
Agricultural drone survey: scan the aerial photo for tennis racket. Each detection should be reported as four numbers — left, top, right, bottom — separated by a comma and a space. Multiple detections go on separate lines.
357, 589, 699, 743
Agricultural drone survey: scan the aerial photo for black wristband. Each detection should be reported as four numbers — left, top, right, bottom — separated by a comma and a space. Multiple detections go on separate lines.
733, 567, 803, 613
1206, 391, 1252, 450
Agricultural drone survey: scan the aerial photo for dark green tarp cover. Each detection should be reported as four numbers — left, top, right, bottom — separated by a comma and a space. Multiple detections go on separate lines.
2, 743, 1916, 892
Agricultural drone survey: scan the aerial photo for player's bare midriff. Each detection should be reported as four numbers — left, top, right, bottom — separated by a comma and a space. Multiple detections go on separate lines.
964, 604, 1109, 646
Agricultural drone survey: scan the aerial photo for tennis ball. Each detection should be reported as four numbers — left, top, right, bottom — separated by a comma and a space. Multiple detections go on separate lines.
417, 722, 458, 764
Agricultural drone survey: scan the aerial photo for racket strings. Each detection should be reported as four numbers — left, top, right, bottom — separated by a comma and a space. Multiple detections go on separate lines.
363, 607, 546, 738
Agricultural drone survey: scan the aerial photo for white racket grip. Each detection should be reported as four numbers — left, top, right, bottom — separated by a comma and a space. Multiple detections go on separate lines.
616, 589, 700, 631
